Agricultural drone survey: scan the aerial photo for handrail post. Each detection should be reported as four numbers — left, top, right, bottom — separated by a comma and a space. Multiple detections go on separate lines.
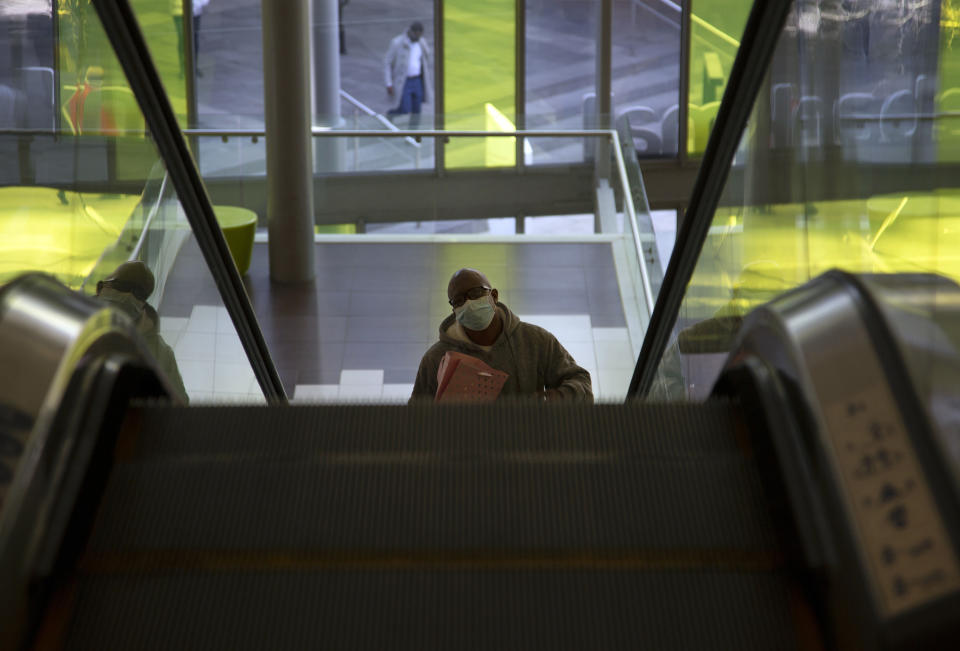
353, 107, 359, 171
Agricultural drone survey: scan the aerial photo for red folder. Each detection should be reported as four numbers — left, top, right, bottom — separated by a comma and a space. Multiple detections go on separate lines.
435, 351, 509, 403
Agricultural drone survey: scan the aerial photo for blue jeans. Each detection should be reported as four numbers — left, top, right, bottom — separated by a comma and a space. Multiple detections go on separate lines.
389, 76, 424, 126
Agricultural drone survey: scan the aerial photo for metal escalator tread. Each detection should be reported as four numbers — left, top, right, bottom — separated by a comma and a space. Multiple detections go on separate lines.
87, 455, 775, 553
65, 569, 801, 651
61, 402, 804, 650
90, 401, 774, 552
130, 401, 748, 459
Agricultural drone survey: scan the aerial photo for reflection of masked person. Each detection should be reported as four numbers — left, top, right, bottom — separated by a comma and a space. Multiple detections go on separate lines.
97, 284, 146, 320
96, 261, 189, 403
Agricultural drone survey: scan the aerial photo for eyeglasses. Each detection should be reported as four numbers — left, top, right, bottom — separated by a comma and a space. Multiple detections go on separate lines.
449, 286, 491, 308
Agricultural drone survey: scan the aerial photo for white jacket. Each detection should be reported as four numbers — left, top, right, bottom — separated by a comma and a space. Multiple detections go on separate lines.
384, 32, 432, 102
170, 0, 209, 17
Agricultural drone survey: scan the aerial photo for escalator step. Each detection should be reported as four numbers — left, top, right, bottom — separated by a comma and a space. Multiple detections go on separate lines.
64, 568, 802, 651
87, 455, 776, 553
56, 401, 802, 650
129, 402, 748, 460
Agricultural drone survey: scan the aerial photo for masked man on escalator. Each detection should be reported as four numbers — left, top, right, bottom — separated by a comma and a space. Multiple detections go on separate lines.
411, 268, 593, 402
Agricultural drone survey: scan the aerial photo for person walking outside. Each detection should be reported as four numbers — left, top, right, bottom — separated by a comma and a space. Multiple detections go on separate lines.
384, 21, 432, 128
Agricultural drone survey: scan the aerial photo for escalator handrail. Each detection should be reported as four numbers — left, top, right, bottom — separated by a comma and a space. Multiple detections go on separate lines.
91, 0, 287, 404
0, 274, 172, 645
628, 0, 793, 399
615, 118, 664, 295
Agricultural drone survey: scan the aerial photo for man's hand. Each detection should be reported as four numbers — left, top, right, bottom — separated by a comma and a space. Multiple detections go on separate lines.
537, 388, 563, 403
386, 85, 394, 97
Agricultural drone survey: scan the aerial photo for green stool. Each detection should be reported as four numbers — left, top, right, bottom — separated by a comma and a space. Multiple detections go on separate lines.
214, 205, 258, 275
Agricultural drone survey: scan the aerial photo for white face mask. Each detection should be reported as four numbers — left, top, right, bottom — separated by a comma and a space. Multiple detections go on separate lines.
455, 296, 496, 331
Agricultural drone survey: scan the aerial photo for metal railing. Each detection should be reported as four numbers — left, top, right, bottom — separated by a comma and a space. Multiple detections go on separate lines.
2, 121, 658, 334
338, 89, 422, 169
180, 126, 656, 315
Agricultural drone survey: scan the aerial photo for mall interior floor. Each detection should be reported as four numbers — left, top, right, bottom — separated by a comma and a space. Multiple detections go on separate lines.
156, 238, 636, 403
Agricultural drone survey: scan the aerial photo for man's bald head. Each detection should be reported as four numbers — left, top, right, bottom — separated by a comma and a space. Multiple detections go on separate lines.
447, 268, 491, 302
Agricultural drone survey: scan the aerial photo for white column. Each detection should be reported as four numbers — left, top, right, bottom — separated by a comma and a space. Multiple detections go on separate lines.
262, 0, 316, 283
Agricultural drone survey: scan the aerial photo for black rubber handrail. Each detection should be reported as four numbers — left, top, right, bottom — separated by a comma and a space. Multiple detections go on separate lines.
628, 0, 793, 399
91, 0, 287, 403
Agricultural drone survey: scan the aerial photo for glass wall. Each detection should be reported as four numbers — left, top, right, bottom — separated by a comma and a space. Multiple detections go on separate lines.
84, 0, 718, 176
0, 2, 55, 131
653, 0, 960, 399
687, 0, 751, 156
129, 0, 189, 125
612, 0, 682, 159
444, 0, 516, 168
1, 4, 265, 404
525, 0, 595, 165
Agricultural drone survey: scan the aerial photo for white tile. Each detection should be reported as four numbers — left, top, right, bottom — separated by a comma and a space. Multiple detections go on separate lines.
564, 342, 598, 370
187, 391, 214, 403
338, 384, 383, 401
174, 331, 217, 361
592, 327, 630, 343
214, 362, 257, 393
597, 367, 634, 400
187, 305, 220, 333
381, 383, 414, 402
517, 314, 593, 342
594, 340, 636, 370
179, 359, 215, 392
339, 369, 384, 385
215, 334, 249, 363
216, 306, 238, 334
161, 328, 186, 349
207, 392, 259, 404
159, 316, 189, 334
294, 384, 340, 402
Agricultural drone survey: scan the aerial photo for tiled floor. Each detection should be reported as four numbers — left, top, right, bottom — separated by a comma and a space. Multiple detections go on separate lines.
158, 238, 638, 403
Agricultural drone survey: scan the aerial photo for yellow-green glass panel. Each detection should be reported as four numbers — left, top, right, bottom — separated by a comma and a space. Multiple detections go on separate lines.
654, 2, 960, 400
687, 0, 751, 156
129, 0, 189, 126
937, 2, 960, 161
57, 1, 187, 128
7, 5, 264, 403
443, 0, 516, 169
11, 3, 159, 287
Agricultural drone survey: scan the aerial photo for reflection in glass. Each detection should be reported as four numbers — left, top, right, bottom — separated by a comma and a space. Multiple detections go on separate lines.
129, 0, 191, 126
653, 1, 960, 400
612, 0, 682, 160
525, 0, 596, 164
2, 5, 265, 403
687, 0, 751, 156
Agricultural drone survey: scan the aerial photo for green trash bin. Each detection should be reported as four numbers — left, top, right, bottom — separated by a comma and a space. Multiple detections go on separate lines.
214, 205, 258, 275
